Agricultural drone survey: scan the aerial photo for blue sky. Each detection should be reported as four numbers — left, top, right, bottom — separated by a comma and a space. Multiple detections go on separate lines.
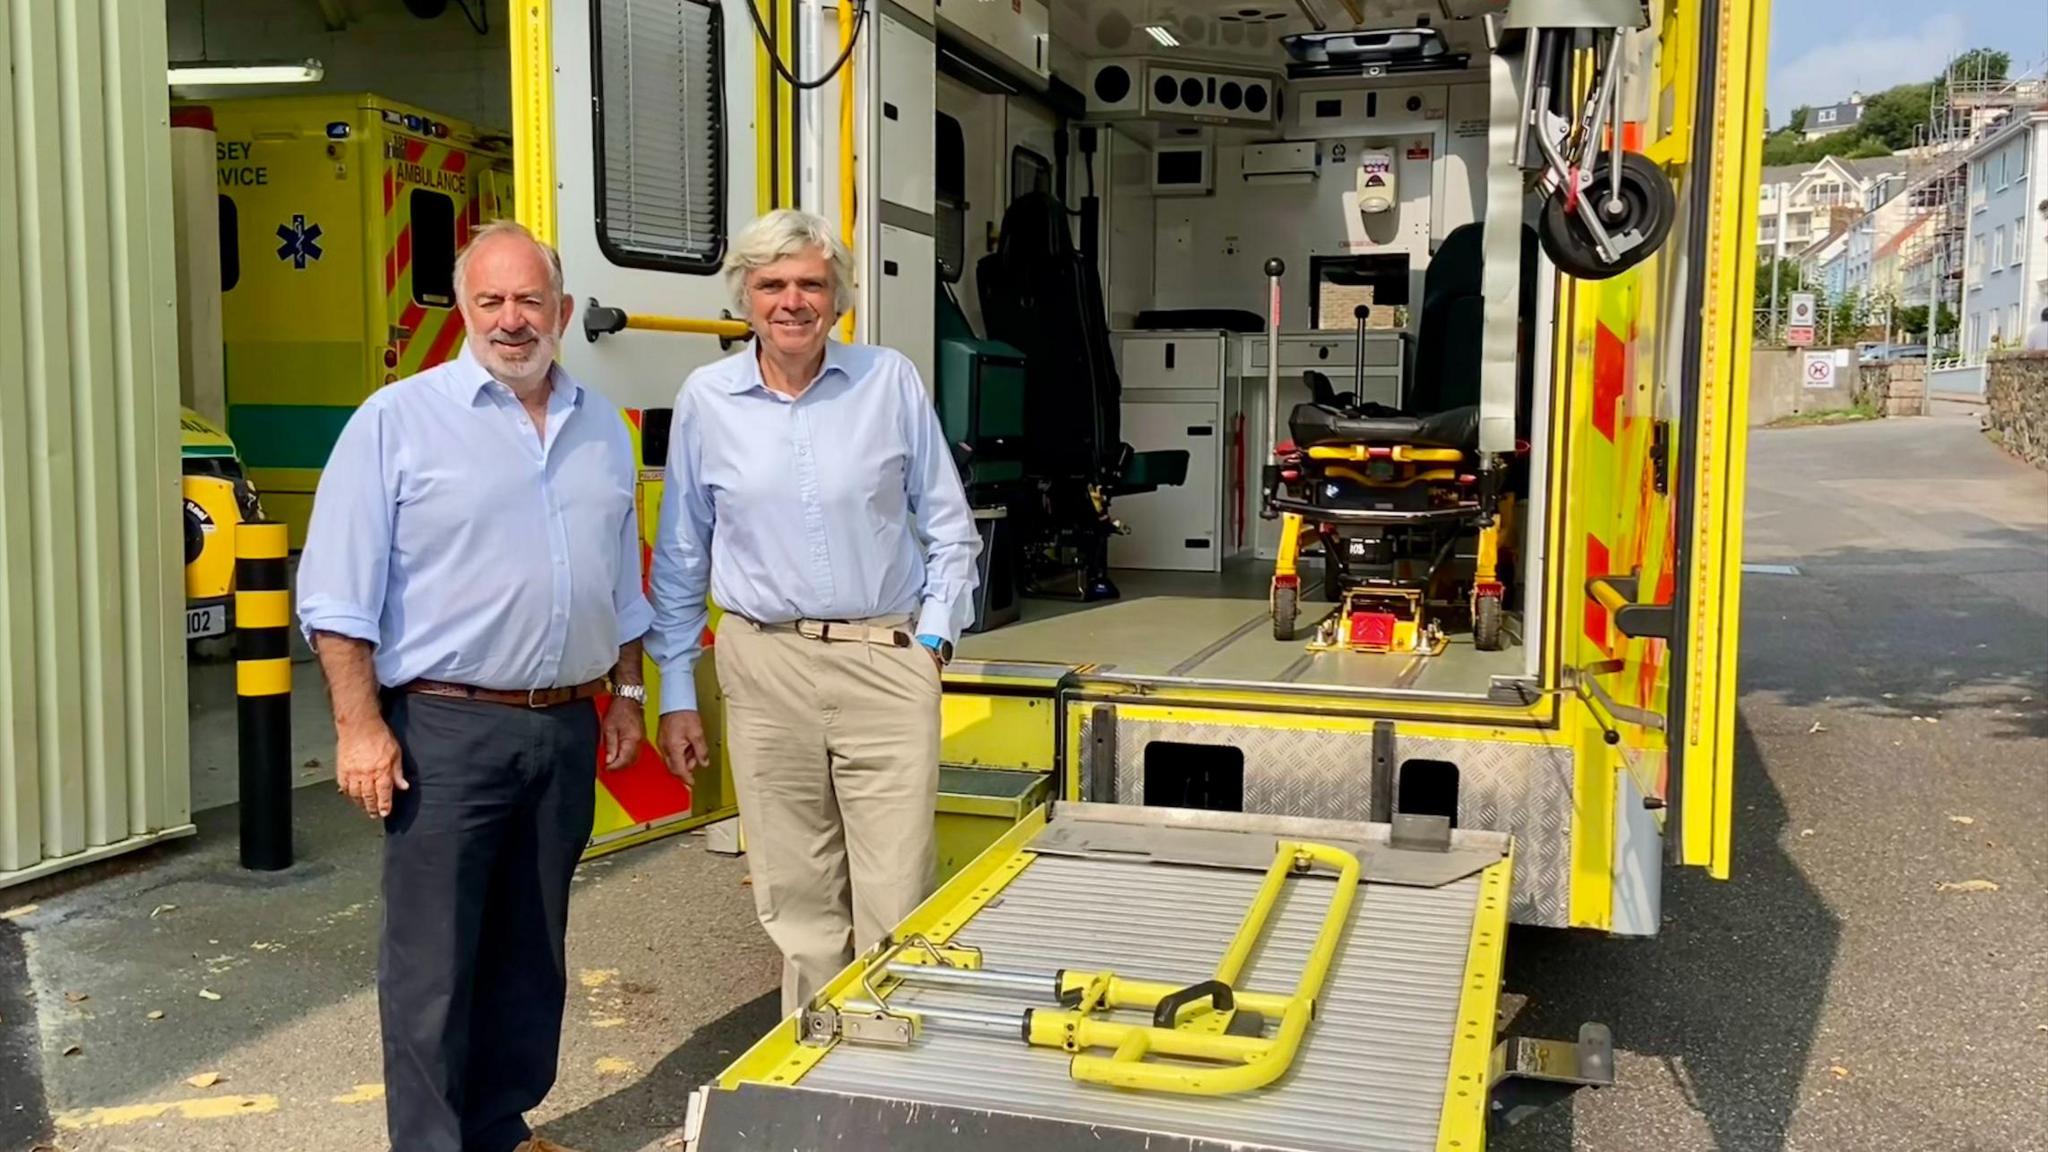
1767, 1, 2048, 121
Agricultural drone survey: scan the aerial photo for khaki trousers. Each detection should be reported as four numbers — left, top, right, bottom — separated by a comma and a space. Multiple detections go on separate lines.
714, 613, 941, 1018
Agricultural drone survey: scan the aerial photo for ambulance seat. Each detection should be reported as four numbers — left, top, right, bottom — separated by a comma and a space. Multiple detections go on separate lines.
974, 191, 1188, 598
975, 191, 1188, 497
1408, 220, 1540, 439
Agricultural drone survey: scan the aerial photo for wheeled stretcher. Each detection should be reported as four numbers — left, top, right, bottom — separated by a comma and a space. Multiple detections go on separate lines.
1260, 308, 1514, 655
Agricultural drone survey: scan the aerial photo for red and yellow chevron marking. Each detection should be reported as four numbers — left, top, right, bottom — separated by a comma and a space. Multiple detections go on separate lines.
384, 138, 495, 383
1566, 253, 1686, 736
591, 694, 694, 822
1583, 532, 1612, 652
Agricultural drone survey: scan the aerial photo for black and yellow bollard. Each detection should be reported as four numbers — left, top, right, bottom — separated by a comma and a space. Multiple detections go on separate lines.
234, 520, 294, 871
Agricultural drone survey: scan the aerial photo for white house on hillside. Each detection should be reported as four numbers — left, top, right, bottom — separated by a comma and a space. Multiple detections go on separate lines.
1759, 155, 1908, 262
1803, 95, 1865, 140
1959, 109, 2047, 355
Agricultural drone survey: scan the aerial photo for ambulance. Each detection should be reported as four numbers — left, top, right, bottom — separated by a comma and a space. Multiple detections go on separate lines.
511, 0, 1768, 1142
180, 406, 261, 645
505, 0, 1767, 1140
22, 0, 1772, 1126
177, 92, 704, 855
192, 92, 517, 548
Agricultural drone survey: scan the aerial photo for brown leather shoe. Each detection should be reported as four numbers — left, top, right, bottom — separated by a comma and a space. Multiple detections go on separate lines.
513, 1140, 582, 1152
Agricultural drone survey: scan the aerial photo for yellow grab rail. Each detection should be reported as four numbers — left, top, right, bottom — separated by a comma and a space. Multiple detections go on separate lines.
581, 298, 752, 343
1052, 840, 1358, 1095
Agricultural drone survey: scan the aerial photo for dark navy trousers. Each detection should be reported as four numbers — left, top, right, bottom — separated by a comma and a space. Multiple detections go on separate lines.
377, 691, 597, 1152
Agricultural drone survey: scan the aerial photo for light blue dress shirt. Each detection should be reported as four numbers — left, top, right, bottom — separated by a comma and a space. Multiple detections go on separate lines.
296, 343, 654, 691
646, 340, 981, 713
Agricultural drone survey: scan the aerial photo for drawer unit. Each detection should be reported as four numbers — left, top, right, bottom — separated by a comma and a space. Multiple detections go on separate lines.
1243, 332, 1406, 372
1116, 333, 1226, 392
1106, 330, 1248, 570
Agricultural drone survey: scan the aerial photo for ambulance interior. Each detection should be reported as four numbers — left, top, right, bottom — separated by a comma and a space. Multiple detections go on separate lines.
935, 0, 1558, 700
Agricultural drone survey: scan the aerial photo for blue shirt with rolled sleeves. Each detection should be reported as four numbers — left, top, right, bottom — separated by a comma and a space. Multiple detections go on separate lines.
645, 340, 981, 713
295, 342, 654, 691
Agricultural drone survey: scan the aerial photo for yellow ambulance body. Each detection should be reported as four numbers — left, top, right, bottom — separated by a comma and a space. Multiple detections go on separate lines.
198, 92, 515, 548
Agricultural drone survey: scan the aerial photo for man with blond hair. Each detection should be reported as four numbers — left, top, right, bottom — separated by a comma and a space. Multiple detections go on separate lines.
298, 218, 647, 1152
648, 208, 980, 1016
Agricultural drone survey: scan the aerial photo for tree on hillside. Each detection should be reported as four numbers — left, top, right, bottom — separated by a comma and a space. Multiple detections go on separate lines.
1755, 47, 2011, 170
1941, 48, 2009, 85
1762, 132, 1836, 166
1859, 83, 1936, 151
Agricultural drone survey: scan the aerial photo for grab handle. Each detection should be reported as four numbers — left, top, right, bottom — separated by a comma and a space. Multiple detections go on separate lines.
1152, 979, 1235, 1028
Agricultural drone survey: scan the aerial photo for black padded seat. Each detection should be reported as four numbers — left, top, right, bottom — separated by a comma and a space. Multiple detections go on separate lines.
1289, 403, 1480, 452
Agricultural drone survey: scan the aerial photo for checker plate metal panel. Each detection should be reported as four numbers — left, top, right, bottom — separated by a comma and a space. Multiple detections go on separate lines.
1097, 714, 1575, 928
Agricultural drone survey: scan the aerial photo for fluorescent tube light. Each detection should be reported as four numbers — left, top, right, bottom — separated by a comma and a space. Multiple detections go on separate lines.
167, 59, 324, 86
1144, 24, 1181, 47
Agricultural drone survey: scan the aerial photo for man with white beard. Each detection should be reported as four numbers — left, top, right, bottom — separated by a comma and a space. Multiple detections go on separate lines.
297, 219, 648, 1152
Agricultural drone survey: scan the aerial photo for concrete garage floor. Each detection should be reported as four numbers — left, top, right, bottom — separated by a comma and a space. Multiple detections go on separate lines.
2, 407, 2044, 1152
185, 647, 336, 814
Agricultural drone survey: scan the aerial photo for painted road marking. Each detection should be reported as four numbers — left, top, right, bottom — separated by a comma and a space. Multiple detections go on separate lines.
332, 1083, 385, 1104
55, 1095, 279, 1129
1741, 563, 1803, 576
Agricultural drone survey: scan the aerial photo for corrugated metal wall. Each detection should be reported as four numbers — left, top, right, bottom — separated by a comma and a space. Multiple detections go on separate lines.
1, 0, 192, 887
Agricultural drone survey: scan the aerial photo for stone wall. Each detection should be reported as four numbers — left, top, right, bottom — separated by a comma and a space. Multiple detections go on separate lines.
1986, 353, 2048, 471
1856, 361, 1928, 417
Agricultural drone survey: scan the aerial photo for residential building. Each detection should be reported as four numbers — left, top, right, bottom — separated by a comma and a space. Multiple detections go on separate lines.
1873, 212, 1936, 323
1758, 155, 1908, 262
1801, 225, 1855, 300
1837, 169, 1918, 301
1959, 109, 2047, 355
1803, 94, 1865, 140
1814, 246, 1851, 312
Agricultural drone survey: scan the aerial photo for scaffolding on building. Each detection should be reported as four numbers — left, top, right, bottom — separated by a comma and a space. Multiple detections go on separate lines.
1892, 52, 2047, 360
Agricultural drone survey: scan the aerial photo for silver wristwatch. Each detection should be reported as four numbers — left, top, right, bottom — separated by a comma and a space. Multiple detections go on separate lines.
612, 682, 647, 704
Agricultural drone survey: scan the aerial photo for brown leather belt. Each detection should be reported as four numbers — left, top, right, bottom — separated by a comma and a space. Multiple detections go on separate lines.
401, 677, 609, 708
752, 618, 914, 647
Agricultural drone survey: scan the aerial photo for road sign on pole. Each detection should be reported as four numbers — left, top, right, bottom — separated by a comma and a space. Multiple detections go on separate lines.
1786, 292, 1816, 346
1802, 350, 1836, 390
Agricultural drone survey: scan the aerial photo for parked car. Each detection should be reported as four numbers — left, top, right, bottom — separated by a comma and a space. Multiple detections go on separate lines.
180, 407, 263, 644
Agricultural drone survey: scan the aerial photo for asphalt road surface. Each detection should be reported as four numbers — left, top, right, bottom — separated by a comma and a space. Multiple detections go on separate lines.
1495, 409, 2048, 1152
3, 409, 2042, 1152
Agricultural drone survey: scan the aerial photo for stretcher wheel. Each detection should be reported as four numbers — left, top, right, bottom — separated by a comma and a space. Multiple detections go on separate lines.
1272, 584, 1299, 641
1474, 593, 1504, 652
1539, 152, 1674, 281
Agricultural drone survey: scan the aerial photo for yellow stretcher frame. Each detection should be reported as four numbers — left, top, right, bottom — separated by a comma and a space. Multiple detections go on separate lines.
845, 838, 1362, 1097
1035, 839, 1359, 1095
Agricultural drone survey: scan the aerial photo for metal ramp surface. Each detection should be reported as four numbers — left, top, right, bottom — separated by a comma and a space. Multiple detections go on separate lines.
690, 805, 1513, 1152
